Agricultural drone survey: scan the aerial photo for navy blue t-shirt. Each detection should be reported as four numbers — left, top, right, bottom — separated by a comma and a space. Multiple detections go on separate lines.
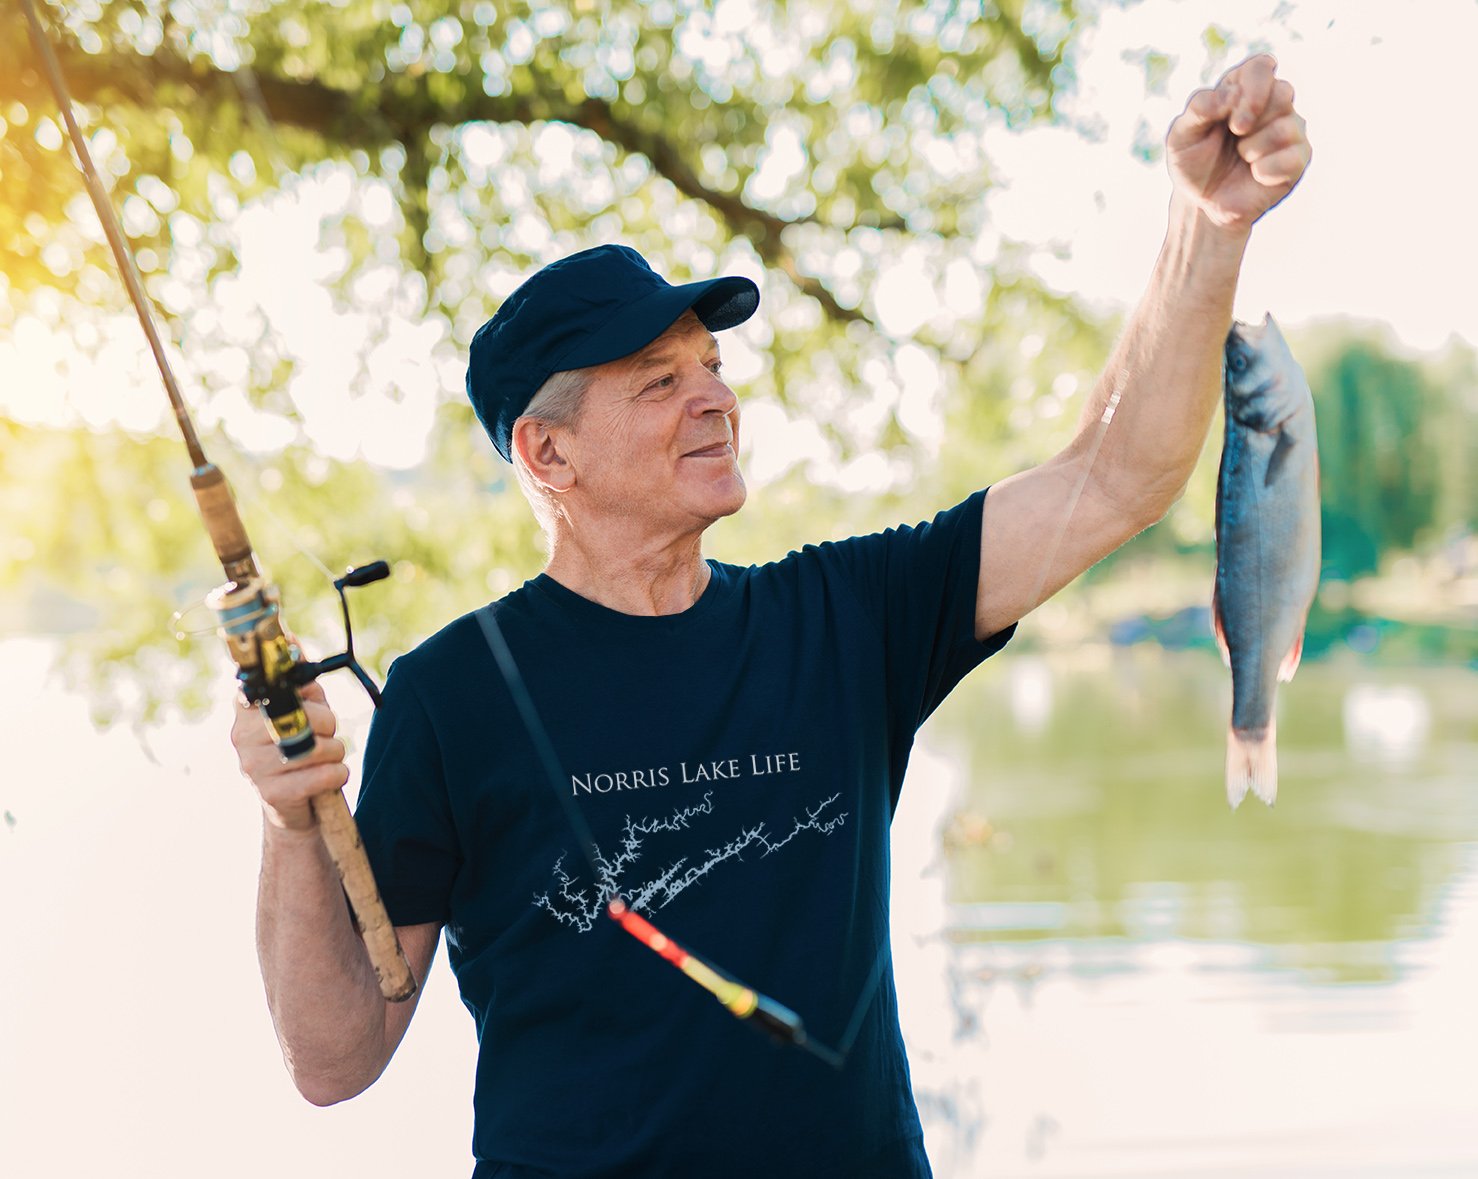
354, 490, 1013, 1178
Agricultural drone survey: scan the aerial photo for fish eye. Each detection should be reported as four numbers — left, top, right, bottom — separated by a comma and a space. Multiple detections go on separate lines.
1228, 350, 1249, 374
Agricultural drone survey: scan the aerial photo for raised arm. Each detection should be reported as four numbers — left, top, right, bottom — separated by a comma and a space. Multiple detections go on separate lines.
976, 54, 1311, 639
234, 680, 439, 1105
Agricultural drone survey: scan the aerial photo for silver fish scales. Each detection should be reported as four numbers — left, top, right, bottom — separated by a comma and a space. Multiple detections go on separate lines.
1213, 315, 1321, 807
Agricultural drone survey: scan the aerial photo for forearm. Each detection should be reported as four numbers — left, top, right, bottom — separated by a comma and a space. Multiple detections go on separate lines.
257, 820, 390, 1105
1077, 196, 1250, 523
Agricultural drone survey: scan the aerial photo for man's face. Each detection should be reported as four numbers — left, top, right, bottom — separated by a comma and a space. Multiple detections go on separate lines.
562, 311, 746, 532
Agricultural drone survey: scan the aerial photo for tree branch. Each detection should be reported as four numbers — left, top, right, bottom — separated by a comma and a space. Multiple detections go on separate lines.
9, 38, 880, 327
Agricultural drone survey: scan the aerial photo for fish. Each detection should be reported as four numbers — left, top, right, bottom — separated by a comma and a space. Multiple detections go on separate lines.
1213, 315, 1321, 808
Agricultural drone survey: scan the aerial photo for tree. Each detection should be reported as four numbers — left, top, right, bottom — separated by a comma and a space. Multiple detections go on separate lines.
1, 0, 1099, 722
4, 0, 1078, 327
1299, 327, 1468, 580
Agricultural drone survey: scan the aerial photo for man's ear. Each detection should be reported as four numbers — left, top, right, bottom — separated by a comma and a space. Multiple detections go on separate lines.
512, 417, 576, 492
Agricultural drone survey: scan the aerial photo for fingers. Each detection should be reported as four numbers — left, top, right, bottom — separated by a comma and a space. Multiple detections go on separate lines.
1220, 53, 1279, 137
1176, 55, 1288, 145
305, 694, 338, 737
1168, 58, 1284, 147
1234, 78, 1297, 150
237, 724, 347, 783
232, 688, 338, 747
1247, 143, 1311, 188
1241, 78, 1296, 140
1168, 83, 1234, 144
1233, 75, 1309, 188
230, 684, 351, 829
1235, 110, 1309, 171
239, 726, 351, 830
1265, 78, 1296, 121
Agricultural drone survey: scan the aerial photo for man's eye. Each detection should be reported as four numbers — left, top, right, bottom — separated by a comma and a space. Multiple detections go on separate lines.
708, 360, 723, 375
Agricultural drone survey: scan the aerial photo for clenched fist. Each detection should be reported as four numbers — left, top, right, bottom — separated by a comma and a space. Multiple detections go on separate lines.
1168, 53, 1311, 231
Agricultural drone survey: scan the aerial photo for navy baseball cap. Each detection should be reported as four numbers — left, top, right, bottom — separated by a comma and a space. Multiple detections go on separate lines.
467, 244, 760, 461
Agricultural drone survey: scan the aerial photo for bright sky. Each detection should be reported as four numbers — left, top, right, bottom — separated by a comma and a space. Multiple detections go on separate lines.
1, 0, 1472, 467
989, 0, 1478, 350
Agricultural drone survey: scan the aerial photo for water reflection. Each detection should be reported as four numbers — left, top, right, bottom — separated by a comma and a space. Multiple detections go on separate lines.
1006, 655, 1054, 735
933, 654, 1476, 968
1343, 681, 1432, 768
894, 652, 1478, 1176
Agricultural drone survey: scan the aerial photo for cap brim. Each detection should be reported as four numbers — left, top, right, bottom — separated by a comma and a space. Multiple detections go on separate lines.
558, 274, 759, 372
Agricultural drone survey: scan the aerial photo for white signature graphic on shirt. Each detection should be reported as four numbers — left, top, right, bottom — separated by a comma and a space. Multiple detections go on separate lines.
534, 791, 848, 933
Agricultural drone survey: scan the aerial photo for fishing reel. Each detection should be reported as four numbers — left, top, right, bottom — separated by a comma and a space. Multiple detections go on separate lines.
207, 560, 391, 759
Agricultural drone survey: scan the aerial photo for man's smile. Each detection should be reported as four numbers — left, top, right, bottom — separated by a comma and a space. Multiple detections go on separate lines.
682, 441, 735, 458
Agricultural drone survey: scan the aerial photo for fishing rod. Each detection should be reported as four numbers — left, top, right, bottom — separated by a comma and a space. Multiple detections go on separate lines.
20, 0, 416, 1003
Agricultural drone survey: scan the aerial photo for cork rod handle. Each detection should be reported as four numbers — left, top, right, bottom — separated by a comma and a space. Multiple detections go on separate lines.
312, 789, 418, 1002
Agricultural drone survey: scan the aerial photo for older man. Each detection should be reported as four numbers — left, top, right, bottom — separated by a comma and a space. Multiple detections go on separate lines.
236, 55, 1309, 1179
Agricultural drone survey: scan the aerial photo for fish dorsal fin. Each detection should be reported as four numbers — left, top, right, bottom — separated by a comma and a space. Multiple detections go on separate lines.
1278, 628, 1305, 683
1263, 426, 1297, 488
1211, 586, 1231, 668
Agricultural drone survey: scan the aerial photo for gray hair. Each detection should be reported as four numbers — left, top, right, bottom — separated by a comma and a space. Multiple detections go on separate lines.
511, 366, 596, 534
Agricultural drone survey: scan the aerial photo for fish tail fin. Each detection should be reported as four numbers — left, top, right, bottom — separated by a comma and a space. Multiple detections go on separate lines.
1226, 719, 1278, 809
1278, 630, 1305, 684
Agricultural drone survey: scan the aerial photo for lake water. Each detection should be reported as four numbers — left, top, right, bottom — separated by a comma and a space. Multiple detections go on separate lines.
893, 649, 1478, 1177
1, 638, 1473, 1176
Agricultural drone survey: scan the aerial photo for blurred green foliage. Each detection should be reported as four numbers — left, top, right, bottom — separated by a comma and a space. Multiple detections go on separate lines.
0, 0, 1089, 722
1295, 324, 1477, 581
1, 1, 1472, 731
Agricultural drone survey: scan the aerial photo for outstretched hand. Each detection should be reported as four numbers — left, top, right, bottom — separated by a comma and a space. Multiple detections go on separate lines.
1167, 54, 1311, 232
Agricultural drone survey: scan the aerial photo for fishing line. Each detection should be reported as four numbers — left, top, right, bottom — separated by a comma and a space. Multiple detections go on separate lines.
474, 607, 605, 873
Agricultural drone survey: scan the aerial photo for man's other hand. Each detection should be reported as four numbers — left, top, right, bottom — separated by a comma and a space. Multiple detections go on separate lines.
1167, 53, 1311, 232
231, 679, 348, 831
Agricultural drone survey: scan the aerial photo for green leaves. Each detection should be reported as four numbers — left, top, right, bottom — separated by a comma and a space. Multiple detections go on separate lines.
5, 0, 1078, 318
2, 0, 1110, 725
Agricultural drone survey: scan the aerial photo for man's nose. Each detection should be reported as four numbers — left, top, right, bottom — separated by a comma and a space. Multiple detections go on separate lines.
690, 367, 738, 416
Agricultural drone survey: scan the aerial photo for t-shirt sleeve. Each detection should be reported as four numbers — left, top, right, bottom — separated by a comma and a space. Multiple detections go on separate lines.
824, 487, 1015, 733
352, 659, 462, 928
